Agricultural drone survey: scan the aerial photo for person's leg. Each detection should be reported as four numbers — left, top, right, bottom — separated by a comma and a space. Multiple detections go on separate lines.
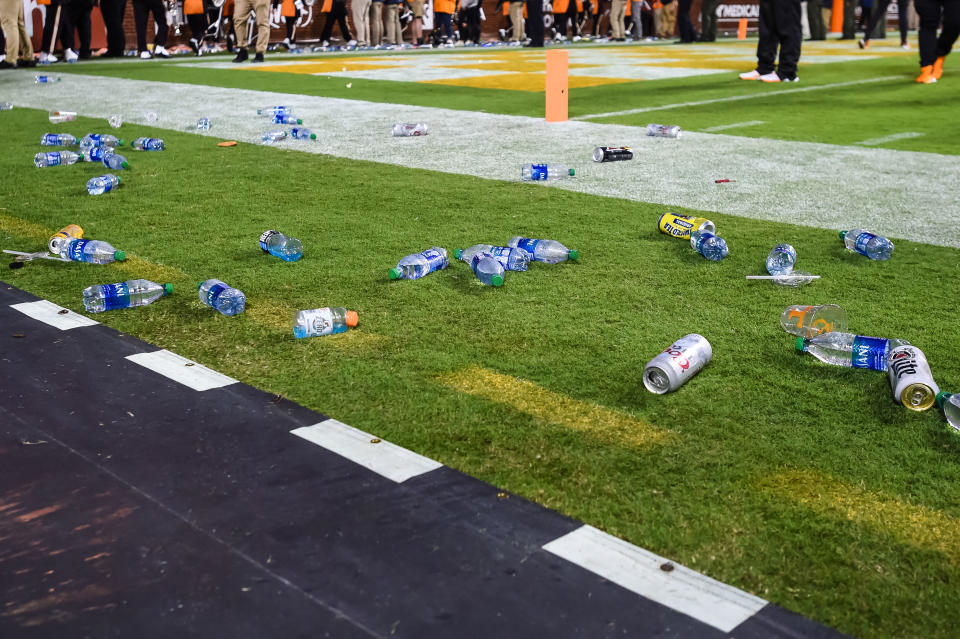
610, 0, 625, 37
16, 0, 33, 62
132, 0, 150, 52
368, 1, 382, 44
630, 0, 642, 36
384, 3, 397, 42
509, 1, 524, 39
935, 0, 960, 55
676, 0, 693, 40
0, 0, 21, 63
72, 0, 93, 56
233, 0, 252, 55
775, 0, 802, 78
898, 0, 911, 43
914, 0, 941, 66
755, 0, 777, 73
861, 0, 889, 42
841, 0, 856, 36
148, 0, 169, 46
353, 0, 370, 44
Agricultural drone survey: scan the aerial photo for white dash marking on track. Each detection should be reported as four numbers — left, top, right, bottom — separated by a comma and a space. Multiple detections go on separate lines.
124, 349, 238, 391
291, 419, 443, 483
701, 120, 766, 132
10, 301, 99, 330
856, 131, 925, 146
543, 525, 768, 632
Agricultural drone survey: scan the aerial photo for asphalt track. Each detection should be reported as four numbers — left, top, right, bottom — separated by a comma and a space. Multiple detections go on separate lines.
0, 283, 848, 638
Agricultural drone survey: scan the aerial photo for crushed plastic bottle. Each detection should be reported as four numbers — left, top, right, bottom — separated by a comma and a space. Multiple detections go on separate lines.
936, 392, 960, 433
41, 133, 77, 146
83, 279, 172, 312
48, 110, 77, 124
259, 230, 303, 262
59, 238, 126, 264
258, 106, 293, 117
840, 229, 894, 261
780, 304, 847, 338
389, 247, 448, 280
198, 279, 246, 316
392, 122, 428, 137
293, 307, 359, 338
521, 163, 575, 181
508, 236, 579, 263
0, 102, 12, 111
197, 117, 211, 130
34, 151, 83, 167
108, 114, 123, 128
272, 114, 303, 125
471, 252, 505, 287
454, 244, 529, 271
796, 332, 910, 371
87, 174, 122, 195
261, 129, 288, 144
48, 224, 84, 254
766, 243, 796, 275
35, 75, 62, 84
647, 123, 682, 138
80, 133, 123, 149
131, 137, 165, 151
690, 230, 729, 261
144, 110, 158, 123
102, 152, 129, 171
290, 127, 317, 140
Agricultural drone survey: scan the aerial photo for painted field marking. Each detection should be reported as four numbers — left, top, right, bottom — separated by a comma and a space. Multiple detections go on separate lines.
543, 525, 768, 632
856, 132, 925, 146
437, 365, 675, 447
10, 301, 100, 330
291, 419, 443, 483
701, 120, 766, 132
759, 469, 960, 563
573, 76, 902, 120
125, 349, 238, 391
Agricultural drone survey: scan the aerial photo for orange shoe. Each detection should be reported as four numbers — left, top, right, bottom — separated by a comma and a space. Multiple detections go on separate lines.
916, 65, 937, 83
933, 56, 945, 80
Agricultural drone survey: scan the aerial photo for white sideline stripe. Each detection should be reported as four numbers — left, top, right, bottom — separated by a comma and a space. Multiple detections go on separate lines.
124, 349, 239, 391
701, 120, 766, 132
856, 131, 925, 146
10, 301, 100, 330
543, 525, 767, 632
291, 419, 443, 483
572, 76, 901, 119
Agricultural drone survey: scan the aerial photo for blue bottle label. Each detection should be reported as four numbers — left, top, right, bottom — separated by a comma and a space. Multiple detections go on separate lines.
66, 239, 89, 261
89, 146, 105, 162
489, 247, 508, 258
42, 134, 61, 145
515, 238, 539, 256
205, 283, 228, 308
530, 164, 548, 181
259, 230, 278, 253
695, 232, 714, 253
851, 336, 888, 370
100, 282, 130, 310
421, 248, 447, 272
854, 232, 876, 255
45, 152, 62, 166
96, 176, 116, 193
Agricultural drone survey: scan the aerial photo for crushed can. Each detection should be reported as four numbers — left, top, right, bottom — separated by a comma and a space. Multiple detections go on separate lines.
643, 334, 712, 394
888, 344, 939, 411
657, 213, 716, 239
48, 224, 83, 254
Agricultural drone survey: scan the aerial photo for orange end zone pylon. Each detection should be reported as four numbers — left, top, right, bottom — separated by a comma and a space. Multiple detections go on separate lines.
737, 18, 747, 40
545, 49, 569, 123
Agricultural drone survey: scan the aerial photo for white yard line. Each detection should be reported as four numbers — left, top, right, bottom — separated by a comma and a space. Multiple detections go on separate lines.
4, 73, 958, 249
856, 131, 925, 146
701, 120, 766, 132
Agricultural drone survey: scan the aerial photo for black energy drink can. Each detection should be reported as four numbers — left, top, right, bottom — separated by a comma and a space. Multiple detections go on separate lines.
593, 146, 634, 162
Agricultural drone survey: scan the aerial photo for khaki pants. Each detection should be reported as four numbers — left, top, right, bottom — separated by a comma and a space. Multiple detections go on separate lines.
659, 1, 676, 37
0, 0, 34, 62
353, 0, 371, 44
384, 3, 401, 43
610, 0, 627, 37
234, 0, 270, 53
369, 1, 383, 45
509, 1, 525, 40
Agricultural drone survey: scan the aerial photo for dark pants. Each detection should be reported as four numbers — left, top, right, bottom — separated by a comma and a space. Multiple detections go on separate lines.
41, 0, 73, 53
65, 0, 93, 55
842, 0, 856, 37
756, 0, 802, 78
462, 4, 481, 41
864, 0, 912, 42
285, 8, 299, 39
676, 0, 695, 40
187, 13, 207, 40
133, 0, 168, 51
591, 0, 607, 35
320, 2, 352, 41
526, 0, 543, 44
916, 0, 960, 65
435, 11, 452, 37
700, 0, 719, 40
556, 1, 579, 35
100, 0, 126, 55
807, 0, 826, 39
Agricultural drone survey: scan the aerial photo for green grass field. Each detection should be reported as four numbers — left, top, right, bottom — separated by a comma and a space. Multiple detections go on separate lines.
2, 39, 960, 638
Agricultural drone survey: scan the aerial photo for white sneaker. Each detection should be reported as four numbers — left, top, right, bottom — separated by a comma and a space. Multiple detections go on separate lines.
758, 71, 781, 82
64, 48, 78, 62
347, 39, 357, 46
739, 69, 760, 80
154, 45, 171, 58
139, 50, 152, 59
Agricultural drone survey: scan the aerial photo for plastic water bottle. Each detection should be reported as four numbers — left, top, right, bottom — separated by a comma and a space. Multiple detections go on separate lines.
257, 106, 293, 117
392, 122, 428, 137
273, 114, 303, 124
690, 230, 729, 261
84, 145, 107, 163
389, 247, 448, 280
41, 133, 77, 146
49, 110, 77, 124
290, 127, 317, 140
471, 253, 505, 287
197, 117, 211, 130
80, 133, 123, 148
131, 137, 165, 151
0, 102, 12, 110
261, 129, 287, 144
508, 237, 579, 263
34, 151, 83, 167
35, 75, 62, 84
454, 244, 529, 271
779, 304, 847, 338
102, 152, 129, 171
647, 123, 681, 138
840, 229, 894, 261
936, 392, 960, 433
766, 243, 796, 275
82, 279, 172, 313
87, 174, 122, 195
796, 332, 911, 371
259, 230, 303, 261
293, 307, 359, 338
198, 279, 246, 316
144, 111, 158, 123
108, 114, 123, 128
521, 163, 575, 181
58, 238, 126, 264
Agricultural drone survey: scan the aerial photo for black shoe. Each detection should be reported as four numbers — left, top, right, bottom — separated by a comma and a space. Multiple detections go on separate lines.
253, 52, 264, 62
232, 47, 248, 63
0, 60, 13, 69
16, 59, 36, 68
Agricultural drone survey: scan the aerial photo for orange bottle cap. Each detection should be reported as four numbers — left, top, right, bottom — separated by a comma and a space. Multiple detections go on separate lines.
346, 310, 359, 327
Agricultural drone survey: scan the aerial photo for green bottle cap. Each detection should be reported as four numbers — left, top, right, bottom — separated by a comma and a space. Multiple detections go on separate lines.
163, 283, 173, 295
795, 336, 807, 352
197, 281, 203, 290
838, 230, 847, 240
114, 250, 126, 261
568, 249, 579, 261
453, 249, 463, 259
117, 140, 126, 146
389, 266, 402, 280
120, 161, 129, 170
310, 133, 317, 140
491, 274, 504, 287
568, 168, 575, 176
937, 391, 952, 409
296, 118, 303, 124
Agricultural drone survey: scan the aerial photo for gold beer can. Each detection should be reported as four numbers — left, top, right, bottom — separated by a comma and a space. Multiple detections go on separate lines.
657, 213, 715, 239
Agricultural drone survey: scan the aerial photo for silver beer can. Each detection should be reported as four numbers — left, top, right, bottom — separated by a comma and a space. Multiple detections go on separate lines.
643, 334, 712, 394
888, 344, 939, 411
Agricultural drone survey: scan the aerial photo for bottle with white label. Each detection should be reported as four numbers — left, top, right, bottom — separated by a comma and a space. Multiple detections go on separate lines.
293, 307, 359, 338
83, 279, 172, 313
392, 122, 428, 137
796, 332, 910, 371
197, 279, 246, 316
389, 247, 448, 280
507, 237, 579, 263
840, 229, 894, 260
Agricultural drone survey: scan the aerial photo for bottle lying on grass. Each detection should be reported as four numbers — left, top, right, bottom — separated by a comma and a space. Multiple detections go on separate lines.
293, 307, 359, 338
389, 247, 448, 280
198, 279, 246, 316
690, 230, 728, 261
521, 163, 575, 181
83, 279, 172, 313
507, 237, 579, 263
470, 253, 505, 287
454, 245, 529, 271
259, 230, 303, 262
58, 238, 126, 264
840, 229, 894, 260
796, 332, 910, 371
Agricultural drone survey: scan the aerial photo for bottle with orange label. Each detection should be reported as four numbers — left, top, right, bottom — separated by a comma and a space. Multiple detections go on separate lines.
48, 224, 84, 254
657, 213, 715, 239
779, 304, 847, 338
